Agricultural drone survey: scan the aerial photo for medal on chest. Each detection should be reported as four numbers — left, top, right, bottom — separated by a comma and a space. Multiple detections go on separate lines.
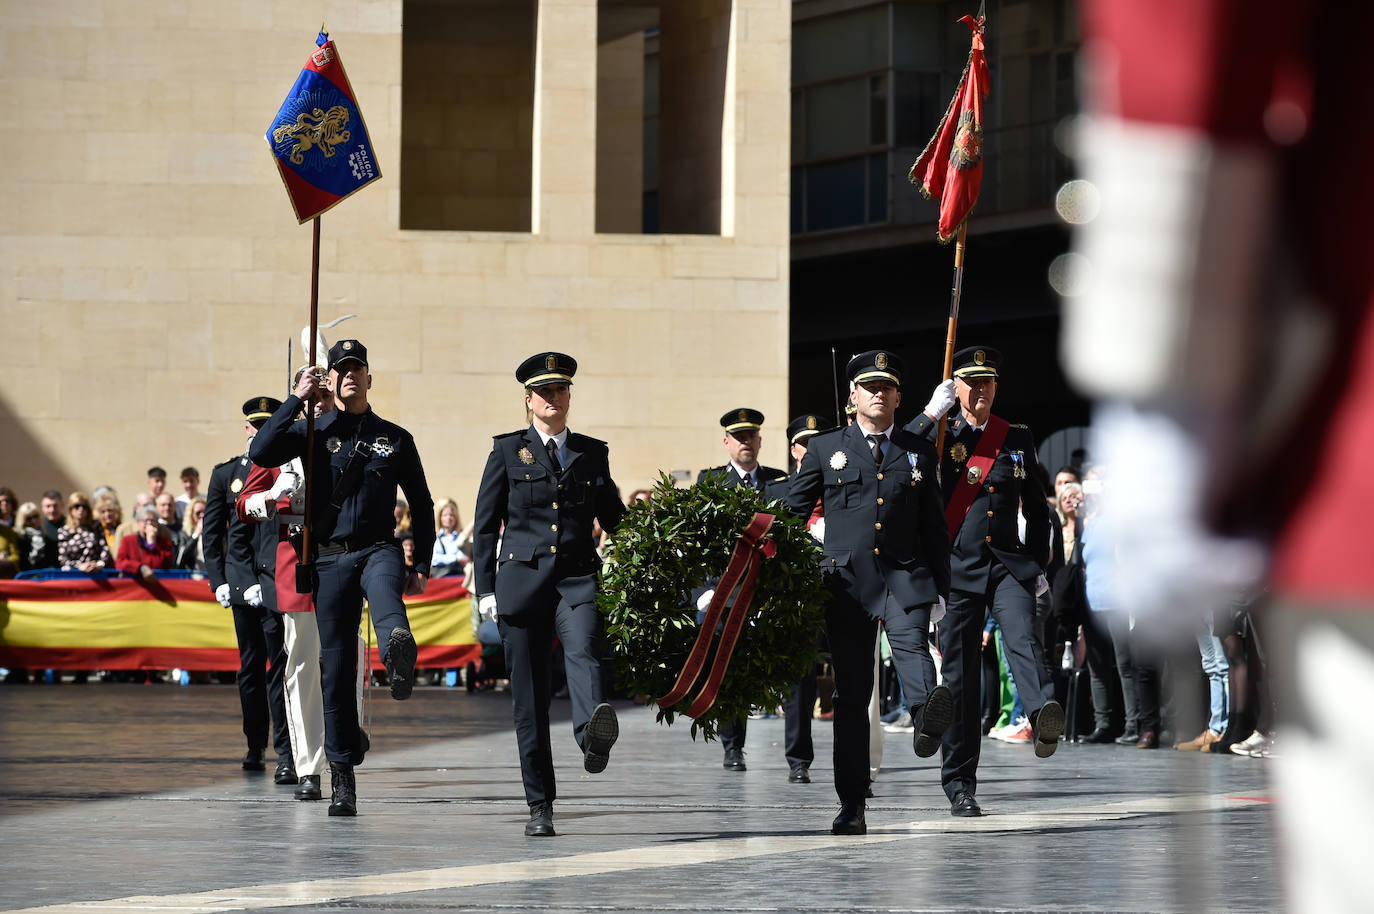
828, 451, 847, 471
950, 442, 968, 463
1010, 451, 1026, 479
907, 452, 921, 485
326, 436, 341, 454
518, 447, 536, 466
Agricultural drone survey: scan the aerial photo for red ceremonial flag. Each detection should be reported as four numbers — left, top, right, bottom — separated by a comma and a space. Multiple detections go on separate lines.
909, 14, 989, 242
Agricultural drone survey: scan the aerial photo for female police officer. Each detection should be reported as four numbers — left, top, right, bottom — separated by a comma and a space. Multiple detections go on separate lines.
473, 352, 626, 837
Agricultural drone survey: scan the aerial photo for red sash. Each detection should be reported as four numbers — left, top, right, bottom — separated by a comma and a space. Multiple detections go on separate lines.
944, 415, 1009, 540
658, 512, 777, 718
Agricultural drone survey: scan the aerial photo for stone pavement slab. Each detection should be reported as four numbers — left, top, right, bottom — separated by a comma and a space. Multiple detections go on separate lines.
0, 685, 1279, 913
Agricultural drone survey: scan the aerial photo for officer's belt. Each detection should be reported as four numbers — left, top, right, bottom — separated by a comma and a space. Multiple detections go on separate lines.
316, 535, 394, 557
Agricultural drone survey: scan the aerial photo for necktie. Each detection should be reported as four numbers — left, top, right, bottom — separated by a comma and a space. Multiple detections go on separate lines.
867, 434, 884, 466
545, 439, 562, 473
742, 472, 755, 490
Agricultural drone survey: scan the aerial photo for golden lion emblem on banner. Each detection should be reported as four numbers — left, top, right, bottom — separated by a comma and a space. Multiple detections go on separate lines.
273, 105, 352, 165
950, 110, 983, 171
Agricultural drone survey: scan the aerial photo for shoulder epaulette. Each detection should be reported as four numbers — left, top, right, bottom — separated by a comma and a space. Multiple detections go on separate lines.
570, 432, 607, 447
493, 430, 525, 441
1011, 423, 1029, 429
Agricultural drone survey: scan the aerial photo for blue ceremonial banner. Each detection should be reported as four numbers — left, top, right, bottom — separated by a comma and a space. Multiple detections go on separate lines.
267, 31, 381, 223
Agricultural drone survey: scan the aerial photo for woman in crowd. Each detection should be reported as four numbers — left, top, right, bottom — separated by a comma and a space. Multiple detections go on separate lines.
177, 495, 207, 573
394, 500, 412, 539
57, 492, 111, 573
115, 506, 174, 580
13, 502, 46, 570
429, 498, 471, 579
0, 486, 17, 527
95, 493, 124, 558
1058, 482, 1083, 562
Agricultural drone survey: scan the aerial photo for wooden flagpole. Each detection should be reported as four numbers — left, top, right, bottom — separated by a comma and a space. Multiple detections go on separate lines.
298, 214, 321, 593
935, 221, 968, 458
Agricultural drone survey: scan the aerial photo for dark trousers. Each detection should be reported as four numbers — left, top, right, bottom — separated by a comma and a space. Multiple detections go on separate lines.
1102, 609, 1140, 733
827, 590, 935, 807
499, 588, 606, 807
939, 563, 1054, 800
314, 543, 410, 764
230, 602, 291, 760
717, 671, 817, 767
1083, 610, 1127, 733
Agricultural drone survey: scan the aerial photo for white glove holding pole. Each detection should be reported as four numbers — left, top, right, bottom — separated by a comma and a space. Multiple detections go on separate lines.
243, 492, 276, 521
924, 379, 958, 419
215, 583, 231, 608
696, 589, 716, 612
478, 593, 498, 623
243, 584, 263, 607
1035, 574, 1050, 597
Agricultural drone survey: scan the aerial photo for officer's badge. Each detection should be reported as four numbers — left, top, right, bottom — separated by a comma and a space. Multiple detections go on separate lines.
545, 354, 557, 371
230, 478, 243, 494
911, 469, 923, 484
342, 341, 353, 351
950, 443, 968, 463
829, 450, 847, 471
738, 409, 749, 423
875, 352, 888, 370
258, 398, 268, 412
372, 436, 394, 457
518, 447, 536, 465
326, 436, 341, 454
966, 465, 983, 485
974, 349, 986, 365
806, 416, 817, 430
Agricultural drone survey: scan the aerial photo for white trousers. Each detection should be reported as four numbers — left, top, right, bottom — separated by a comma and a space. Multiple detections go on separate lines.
282, 613, 367, 778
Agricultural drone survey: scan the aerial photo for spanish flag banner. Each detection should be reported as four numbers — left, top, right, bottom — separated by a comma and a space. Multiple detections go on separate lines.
267, 30, 381, 223
0, 578, 478, 672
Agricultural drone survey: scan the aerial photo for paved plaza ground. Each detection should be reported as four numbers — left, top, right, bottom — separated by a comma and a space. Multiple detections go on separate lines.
0, 684, 1280, 913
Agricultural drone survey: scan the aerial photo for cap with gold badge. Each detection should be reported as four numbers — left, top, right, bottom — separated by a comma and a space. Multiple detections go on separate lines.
951, 345, 1001, 380
242, 396, 283, 425
720, 408, 764, 434
516, 352, 577, 388
786, 414, 826, 446
327, 339, 368, 372
847, 349, 904, 387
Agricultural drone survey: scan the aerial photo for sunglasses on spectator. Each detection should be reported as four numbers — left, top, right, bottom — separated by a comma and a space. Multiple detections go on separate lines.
70, 503, 90, 511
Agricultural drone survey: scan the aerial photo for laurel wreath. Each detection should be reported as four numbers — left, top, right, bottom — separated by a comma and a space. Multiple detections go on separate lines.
598, 472, 826, 740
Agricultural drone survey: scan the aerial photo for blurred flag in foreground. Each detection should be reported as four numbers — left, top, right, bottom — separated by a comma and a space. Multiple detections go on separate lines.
909, 14, 989, 242
266, 31, 381, 223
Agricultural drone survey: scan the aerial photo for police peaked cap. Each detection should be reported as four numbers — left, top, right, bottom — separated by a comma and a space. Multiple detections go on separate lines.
786, 414, 826, 446
517, 352, 577, 388
952, 345, 1001, 379
243, 396, 283, 423
328, 339, 368, 371
847, 349, 904, 387
721, 408, 764, 433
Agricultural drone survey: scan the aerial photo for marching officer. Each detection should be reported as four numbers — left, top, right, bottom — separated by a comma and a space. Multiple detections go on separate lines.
696, 408, 790, 773
785, 351, 952, 835
907, 346, 1064, 818
250, 340, 434, 817
203, 396, 293, 780
473, 352, 626, 837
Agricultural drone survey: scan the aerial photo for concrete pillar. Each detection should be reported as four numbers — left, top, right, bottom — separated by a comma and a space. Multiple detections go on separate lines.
595, 31, 646, 234
532, 0, 598, 237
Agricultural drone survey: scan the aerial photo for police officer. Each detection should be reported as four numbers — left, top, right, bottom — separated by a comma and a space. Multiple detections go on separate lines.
696, 409, 790, 773
203, 396, 293, 779
785, 351, 952, 835
250, 340, 434, 817
473, 352, 626, 838
907, 346, 1064, 818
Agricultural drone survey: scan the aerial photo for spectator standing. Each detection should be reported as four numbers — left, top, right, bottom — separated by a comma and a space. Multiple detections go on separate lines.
155, 493, 192, 561
146, 467, 167, 504
430, 499, 471, 579
115, 506, 175, 580
0, 486, 17, 526
178, 496, 207, 573
13, 502, 45, 571
38, 490, 64, 569
0, 519, 19, 578
393, 500, 412, 539
174, 467, 200, 522
57, 492, 111, 573
94, 493, 124, 559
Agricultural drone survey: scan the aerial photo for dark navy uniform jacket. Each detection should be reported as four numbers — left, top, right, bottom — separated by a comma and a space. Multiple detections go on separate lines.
696, 464, 790, 498
249, 396, 436, 576
905, 411, 1050, 591
473, 427, 626, 613
203, 455, 277, 609
784, 423, 950, 615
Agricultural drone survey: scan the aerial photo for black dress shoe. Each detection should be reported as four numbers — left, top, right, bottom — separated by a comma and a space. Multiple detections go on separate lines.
831, 804, 866, 835
1115, 729, 1141, 746
1078, 727, 1120, 744
328, 762, 356, 817
242, 749, 266, 771
583, 703, 619, 773
385, 628, 418, 700
1136, 730, 1159, 749
788, 765, 811, 784
950, 790, 982, 817
1031, 700, 1065, 759
274, 759, 298, 785
525, 802, 556, 837
722, 748, 747, 771
294, 775, 322, 801
913, 684, 953, 758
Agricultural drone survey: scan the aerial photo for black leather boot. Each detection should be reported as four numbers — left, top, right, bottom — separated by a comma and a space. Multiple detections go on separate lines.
328, 762, 356, 817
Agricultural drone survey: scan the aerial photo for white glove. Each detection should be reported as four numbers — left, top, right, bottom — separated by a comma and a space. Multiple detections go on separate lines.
268, 471, 299, 501
931, 595, 947, 626
478, 593, 498, 622
243, 583, 264, 607
696, 588, 716, 612
214, 583, 231, 608
243, 492, 276, 520
924, 378, 958, 418
810, 516, 825, 543
1035, 573, 1050, 597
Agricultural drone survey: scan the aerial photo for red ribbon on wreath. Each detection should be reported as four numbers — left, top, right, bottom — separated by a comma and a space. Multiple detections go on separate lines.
658, 512, 777, 718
